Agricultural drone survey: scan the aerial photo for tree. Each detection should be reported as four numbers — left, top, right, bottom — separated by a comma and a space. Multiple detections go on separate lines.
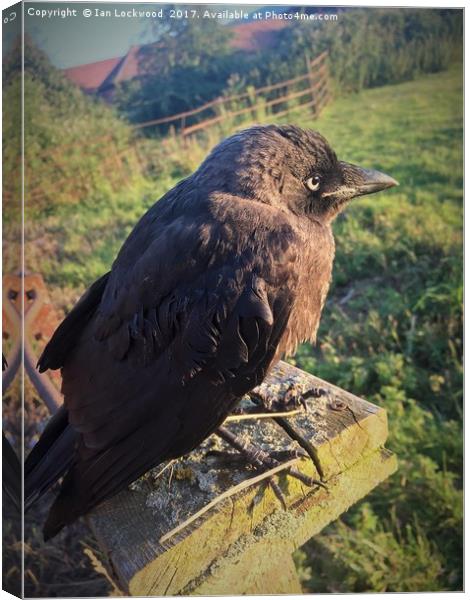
114, 8, 234, 126
140, 6, 233, 76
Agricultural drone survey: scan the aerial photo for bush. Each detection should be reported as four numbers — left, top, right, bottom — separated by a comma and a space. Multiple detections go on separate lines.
268, 9, 462, 93
3, 37, 143, 214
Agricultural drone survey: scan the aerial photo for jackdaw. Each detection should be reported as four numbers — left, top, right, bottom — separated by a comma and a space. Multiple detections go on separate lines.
25, 124, 397, 539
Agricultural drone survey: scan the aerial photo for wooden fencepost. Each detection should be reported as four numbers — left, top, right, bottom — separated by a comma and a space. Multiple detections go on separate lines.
306, 51, 317, 117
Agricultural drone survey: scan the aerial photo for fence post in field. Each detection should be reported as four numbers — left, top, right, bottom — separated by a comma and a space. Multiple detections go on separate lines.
305, 51, 317, 117
181, 119, 189, 149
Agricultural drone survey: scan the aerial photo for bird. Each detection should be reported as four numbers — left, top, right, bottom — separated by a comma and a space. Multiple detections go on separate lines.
25, 124, 397, 540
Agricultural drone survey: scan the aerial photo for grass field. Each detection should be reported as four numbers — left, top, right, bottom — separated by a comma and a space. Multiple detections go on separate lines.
292, 65, 463, 591
299, 63, 462, 426
24, 64, 462, 593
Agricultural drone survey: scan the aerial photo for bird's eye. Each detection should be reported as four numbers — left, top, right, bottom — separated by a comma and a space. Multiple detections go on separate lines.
305, 175, 321, 192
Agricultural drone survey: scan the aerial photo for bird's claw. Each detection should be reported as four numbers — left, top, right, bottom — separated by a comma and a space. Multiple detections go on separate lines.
249, 384, 328, 414
231, 382, 330, 485
215, 426, 326, 510
206, 447, 305, 465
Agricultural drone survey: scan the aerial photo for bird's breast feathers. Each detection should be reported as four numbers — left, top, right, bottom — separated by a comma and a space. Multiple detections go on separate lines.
207, 197, 336, 358
278, 221, 335, 357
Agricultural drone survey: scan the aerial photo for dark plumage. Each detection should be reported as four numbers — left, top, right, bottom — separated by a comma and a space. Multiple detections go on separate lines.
25, 125, 397, 539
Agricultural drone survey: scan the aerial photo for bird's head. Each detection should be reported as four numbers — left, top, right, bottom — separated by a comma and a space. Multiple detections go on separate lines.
196, 124, 398, 223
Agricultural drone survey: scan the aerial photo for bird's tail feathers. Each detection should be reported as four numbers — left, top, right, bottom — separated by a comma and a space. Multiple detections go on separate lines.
43, 471, 81, 540
24, 406, 77, 510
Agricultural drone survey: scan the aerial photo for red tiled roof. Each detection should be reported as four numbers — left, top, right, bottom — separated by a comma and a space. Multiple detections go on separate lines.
63, 56, 122, 91
63, 20, 289, 92
112, 45, 143, 85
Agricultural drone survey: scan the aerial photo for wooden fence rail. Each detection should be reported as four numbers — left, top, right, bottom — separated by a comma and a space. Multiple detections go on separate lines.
133, 50, 330, 137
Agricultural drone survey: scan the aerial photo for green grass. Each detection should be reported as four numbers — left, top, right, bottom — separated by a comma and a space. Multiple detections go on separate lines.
27, 65, 462, 591
290, 64, 463, 591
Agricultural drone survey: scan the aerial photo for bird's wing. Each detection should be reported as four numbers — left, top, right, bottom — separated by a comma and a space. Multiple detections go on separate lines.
35, 197, 300, 535
38, 272, 110, 372
61, 211, 297, 450
44, 269, 294, 538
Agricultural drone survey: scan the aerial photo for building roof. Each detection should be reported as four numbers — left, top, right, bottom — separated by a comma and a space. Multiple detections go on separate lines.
62, 20, 289, 93
63, 56, 122, 92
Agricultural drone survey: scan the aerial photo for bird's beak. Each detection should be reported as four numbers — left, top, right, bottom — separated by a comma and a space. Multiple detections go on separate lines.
339, 161, 399, 198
